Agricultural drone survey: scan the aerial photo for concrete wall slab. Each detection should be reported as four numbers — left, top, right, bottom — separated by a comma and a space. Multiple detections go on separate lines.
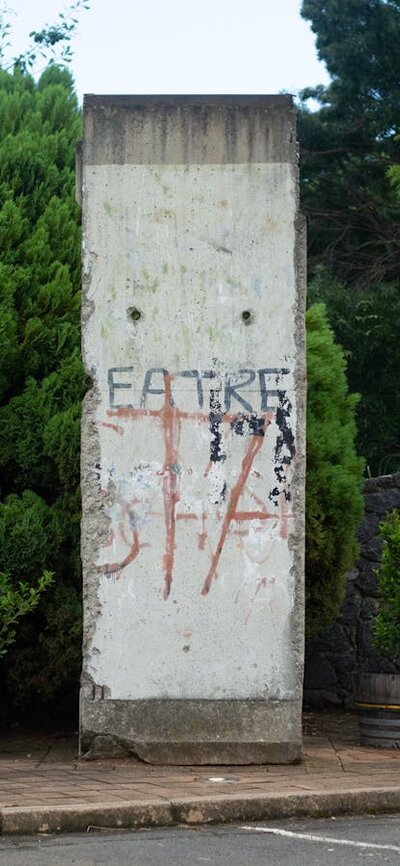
80, 96, 306, 762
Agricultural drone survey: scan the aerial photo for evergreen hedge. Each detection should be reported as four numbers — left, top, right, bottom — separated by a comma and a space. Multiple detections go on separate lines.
0, 65, 84, 724
306, 303, 365, 637
0, 63, 365, 721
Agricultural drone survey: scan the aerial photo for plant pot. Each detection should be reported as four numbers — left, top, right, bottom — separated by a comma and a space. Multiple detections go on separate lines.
353, 672, 400, 748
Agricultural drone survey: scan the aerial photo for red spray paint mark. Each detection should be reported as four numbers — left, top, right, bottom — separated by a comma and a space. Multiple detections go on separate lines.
279, 492, 290, 540
161, 373, 181, 599
243, 539, 276, 567
101, 529, 142, 578
107, 406, 262, 427
257, 575, 275, 592
234, 510, 278, 521
118, 499, 141, 546
249, 490, 269, 511
104, 529, 115, 548
107, 406, 210, 424
101, 421, 125, 436
101, 499, 148, 577
245, 575, 275, 623
201, 423, 269, 596
198, 512, 207, 551
102, 401, 292, 597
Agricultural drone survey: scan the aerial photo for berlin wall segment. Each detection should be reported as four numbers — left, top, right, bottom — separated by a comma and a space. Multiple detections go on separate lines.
79, 96, 306, 764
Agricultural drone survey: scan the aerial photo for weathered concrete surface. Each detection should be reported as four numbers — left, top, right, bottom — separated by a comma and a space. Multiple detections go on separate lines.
81, 699, 301, 763
79, 96, 306, 762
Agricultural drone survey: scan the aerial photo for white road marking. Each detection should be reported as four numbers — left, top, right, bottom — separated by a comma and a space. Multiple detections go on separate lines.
240, 826, 400, 853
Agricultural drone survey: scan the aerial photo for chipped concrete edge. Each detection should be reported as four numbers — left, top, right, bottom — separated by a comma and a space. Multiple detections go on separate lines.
2, 787, 400, 836
79, 118, 111, 713
290, 101, 307, 704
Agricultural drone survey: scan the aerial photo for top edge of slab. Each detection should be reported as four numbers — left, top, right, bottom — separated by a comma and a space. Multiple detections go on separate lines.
81, 94, 297, 165
84, 94, 294, 109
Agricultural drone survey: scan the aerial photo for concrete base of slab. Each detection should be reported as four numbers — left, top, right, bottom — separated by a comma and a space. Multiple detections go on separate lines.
80, 697, 302, 764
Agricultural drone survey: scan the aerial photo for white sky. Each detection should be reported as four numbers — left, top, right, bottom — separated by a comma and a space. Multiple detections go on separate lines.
5, 0, 330, 102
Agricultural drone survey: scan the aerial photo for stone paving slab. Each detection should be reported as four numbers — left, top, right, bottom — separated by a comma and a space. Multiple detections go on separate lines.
0, 712, 400, 834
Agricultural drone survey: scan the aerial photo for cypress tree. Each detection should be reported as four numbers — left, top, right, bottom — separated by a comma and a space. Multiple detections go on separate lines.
306, 303, 365, 637
0, 64, 84, 723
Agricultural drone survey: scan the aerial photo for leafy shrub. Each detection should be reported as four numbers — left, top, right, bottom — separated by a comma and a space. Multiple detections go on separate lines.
373, 509, 400, 658
306, 303, 365, 637
4, 582, 82, 723
0, 64, 83, 725
0, 570, 53, 658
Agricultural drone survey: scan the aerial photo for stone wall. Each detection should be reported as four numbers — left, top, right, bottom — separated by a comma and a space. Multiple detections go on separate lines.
304, 473, 400, 708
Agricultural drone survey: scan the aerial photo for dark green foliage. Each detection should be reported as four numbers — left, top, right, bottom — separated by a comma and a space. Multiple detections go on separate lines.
0, 64, 83, 724
0, 491, 58, 580
299, 0, 400, 286
309, 269, 400, 475
302, 0, 400, 139
373, 509, 400, 657
300, 0, 400, 477
5, 581, 82, 719
0, 570, 53, 658
299, 121, 400, 286
306, 303, 365, 637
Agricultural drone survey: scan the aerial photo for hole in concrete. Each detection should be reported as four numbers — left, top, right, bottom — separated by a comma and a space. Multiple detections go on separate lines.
129, 307, 142, 322
241, 310, 252, 323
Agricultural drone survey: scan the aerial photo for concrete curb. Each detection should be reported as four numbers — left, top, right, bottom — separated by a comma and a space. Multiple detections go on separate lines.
2, 787, 400, 836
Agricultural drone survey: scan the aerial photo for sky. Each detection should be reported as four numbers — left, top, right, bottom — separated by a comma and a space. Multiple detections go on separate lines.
5, 0, 330, 102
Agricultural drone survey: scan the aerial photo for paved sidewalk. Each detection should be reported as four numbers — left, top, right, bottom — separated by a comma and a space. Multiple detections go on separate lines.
1, 712, 400, 835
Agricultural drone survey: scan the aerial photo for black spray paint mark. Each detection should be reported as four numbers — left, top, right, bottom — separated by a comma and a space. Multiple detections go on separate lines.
179, 369, 215, 409
214, 481, 228, 506
141, 368, 169, 407
209, 390, 226, 463
107, 365, 290, 412
230, 413, 265, 438
179, 370, 204, 408
224, 369, 255, 413
259, 368, 290, 411
269, 390, 295, 506
108, 367, 134, 409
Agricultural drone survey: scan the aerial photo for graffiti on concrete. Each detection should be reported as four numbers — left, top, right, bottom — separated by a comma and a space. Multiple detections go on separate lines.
98, 365, 295, 599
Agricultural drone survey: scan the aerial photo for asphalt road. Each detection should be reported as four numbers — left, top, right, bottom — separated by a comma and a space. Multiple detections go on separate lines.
1, 815, 400, 865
